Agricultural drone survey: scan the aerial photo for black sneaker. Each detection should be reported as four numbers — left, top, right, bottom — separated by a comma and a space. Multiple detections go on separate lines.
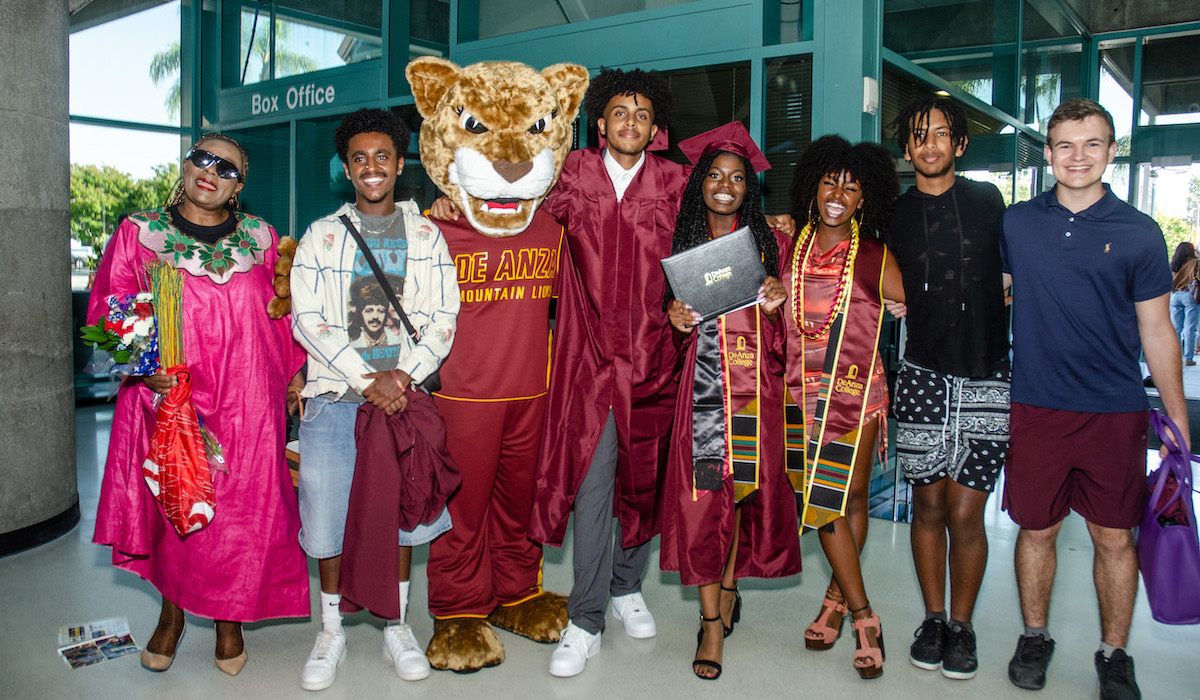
941, 625, 978, 680
909, 617, 947, 671
1096, 649, 1141, 700
1008, 634, 1054, 690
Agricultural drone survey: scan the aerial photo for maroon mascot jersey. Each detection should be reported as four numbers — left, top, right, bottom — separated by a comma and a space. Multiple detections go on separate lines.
427, 209, 563, 617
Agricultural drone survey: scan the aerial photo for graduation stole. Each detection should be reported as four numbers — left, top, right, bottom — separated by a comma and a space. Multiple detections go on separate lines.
691, 310, 763, 503
790, 222, 886, 531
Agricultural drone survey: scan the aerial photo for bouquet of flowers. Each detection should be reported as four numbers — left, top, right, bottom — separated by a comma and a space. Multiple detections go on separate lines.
79, 293, 161, 376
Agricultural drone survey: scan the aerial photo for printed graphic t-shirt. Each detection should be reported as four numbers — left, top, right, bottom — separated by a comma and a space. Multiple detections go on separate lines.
348, 208, 409, 372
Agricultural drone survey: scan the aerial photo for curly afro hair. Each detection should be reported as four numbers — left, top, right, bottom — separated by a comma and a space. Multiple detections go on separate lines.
334, 108, 411, 164
789, 135, 899, 240
584, 68, 675, 130
888, 96, 969, 156
670, 149, 778, 278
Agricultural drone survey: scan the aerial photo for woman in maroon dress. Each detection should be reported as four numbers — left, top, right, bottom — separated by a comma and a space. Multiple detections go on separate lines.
661, 123, 801, 680
780, 135, 902, 679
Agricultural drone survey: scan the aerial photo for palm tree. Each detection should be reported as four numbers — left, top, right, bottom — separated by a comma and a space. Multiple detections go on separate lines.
150, 17, 320, 119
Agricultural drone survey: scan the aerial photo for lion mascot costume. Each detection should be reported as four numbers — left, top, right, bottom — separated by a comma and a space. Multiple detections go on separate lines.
270, 57, 587, 673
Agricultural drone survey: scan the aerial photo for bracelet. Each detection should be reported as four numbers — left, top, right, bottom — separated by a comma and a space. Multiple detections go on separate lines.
390, 369, 405, 388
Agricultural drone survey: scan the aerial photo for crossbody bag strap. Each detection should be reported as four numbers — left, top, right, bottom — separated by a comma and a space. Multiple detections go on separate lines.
339, 213, 419, 343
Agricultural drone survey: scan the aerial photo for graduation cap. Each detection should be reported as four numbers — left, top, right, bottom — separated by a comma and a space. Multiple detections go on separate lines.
679, 122, 771, 173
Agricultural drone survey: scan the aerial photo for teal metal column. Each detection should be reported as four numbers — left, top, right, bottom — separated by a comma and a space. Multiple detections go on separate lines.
811, 0, 882, 142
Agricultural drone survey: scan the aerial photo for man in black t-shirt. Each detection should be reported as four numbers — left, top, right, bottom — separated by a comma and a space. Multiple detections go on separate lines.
885, 97, 1010, 682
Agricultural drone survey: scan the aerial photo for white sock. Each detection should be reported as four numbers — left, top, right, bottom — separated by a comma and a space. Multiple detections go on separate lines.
400, 581, 410, 625
386, 581, 411, 627
320, 591, 342, 632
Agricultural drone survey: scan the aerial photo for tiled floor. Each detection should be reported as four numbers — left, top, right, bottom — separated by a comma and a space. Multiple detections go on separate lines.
2, 403, 1197, 699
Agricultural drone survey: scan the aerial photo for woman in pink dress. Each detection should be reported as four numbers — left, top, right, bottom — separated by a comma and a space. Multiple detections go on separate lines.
87, 134, 308, 676
779, 135, 902, 679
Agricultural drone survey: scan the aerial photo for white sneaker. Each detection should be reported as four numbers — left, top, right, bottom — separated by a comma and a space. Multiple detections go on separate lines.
300, 628, 347, 691
383, 623, 430, 681
548, 622, 600, 678
610, 592, 657, 639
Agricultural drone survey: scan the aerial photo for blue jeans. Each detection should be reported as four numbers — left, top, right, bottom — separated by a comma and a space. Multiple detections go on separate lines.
1169, 290, 1199, 363
297, 396, 451, 559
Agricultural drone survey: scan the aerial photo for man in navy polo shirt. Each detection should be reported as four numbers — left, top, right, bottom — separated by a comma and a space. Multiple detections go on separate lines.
1000, 98, 1189, 700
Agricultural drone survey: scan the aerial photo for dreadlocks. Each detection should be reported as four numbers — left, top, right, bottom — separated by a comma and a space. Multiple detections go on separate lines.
168, 133, 249, 210
584, 68, 675, 131
665, 150, 778, 306
789, 135, 899, 241
888, 96, 969, 156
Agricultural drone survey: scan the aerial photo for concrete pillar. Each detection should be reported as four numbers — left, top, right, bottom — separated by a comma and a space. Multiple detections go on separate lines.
0, 1, 79, 554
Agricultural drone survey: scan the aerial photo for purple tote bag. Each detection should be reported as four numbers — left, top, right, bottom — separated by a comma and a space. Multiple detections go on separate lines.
1139, 411, 1200, 625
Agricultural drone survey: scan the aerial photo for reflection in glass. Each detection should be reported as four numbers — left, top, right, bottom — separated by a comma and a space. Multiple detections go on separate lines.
1140, 32, 1200, 126
763, 56, 813, 216
235, 1, 383, 86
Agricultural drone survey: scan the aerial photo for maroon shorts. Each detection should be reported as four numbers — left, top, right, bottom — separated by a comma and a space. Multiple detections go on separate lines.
1002, 403, 1148, 530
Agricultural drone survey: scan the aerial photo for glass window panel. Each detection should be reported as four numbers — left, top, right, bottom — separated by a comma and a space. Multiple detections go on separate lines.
463, 0, 703, 41
1139, 32, 1200, 126
660, 63, 753, 165
763, 56, 813, 217
1132, 163, 1200, 246
224, 123, 292, 236
765, 0, 804, 46
884, 0, 1021, 117
69, 1, 182, 126
232, 1, 382, 86
411, 0, 451, 59
1021, 43, 1082, 129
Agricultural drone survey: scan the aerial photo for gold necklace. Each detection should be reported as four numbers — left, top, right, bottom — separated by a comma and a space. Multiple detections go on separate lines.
790, 219, 859, 340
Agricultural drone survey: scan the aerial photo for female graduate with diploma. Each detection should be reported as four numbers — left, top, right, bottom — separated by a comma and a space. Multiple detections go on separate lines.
661, 122, 802, 681
781, 135, 902, 679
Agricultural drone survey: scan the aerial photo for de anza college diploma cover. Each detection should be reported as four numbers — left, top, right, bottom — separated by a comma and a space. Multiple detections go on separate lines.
661, 226, 767, 323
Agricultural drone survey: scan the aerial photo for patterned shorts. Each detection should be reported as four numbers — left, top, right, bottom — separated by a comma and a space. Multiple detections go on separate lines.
893, 360, 1011, 492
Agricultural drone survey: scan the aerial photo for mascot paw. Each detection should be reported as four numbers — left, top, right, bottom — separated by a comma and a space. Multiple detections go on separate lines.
487, 591, 569, 643
426, 618, 504, 673
267, 236, 297, 319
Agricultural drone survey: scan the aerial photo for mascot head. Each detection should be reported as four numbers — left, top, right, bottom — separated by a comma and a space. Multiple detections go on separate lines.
406, 57, 589, 237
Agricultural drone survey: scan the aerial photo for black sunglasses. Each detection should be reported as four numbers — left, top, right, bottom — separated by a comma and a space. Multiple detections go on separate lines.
185, 148, 244, 182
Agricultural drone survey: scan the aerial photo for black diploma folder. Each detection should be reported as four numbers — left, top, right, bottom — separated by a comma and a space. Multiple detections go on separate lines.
661, 226, 767, 323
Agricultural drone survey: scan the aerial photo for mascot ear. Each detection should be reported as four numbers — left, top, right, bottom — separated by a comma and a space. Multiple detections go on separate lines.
406, 57, 463, 119
541, 63, 590, 124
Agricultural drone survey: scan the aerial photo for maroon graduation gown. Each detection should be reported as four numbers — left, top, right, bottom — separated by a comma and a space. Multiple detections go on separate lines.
659, 306, 802, 586
529, 148, 689, 548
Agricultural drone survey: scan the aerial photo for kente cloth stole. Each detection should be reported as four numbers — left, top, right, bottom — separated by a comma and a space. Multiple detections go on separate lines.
799, 240, 886, 532
691, 313, 762, 503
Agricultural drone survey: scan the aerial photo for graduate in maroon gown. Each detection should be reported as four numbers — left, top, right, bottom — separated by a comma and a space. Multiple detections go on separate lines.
660, 123, 802, 680
525, 69, 690, 677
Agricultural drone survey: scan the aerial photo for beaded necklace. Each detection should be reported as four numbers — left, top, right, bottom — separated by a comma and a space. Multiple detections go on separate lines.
790, 218, 859, 340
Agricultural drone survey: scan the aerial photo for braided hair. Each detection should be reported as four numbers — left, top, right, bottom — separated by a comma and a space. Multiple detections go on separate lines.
665, 150, 778, 306
167, 133, 249, 210
789, 135, 899, 241
584, 68, 675, 131
888, 96, 969, 155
